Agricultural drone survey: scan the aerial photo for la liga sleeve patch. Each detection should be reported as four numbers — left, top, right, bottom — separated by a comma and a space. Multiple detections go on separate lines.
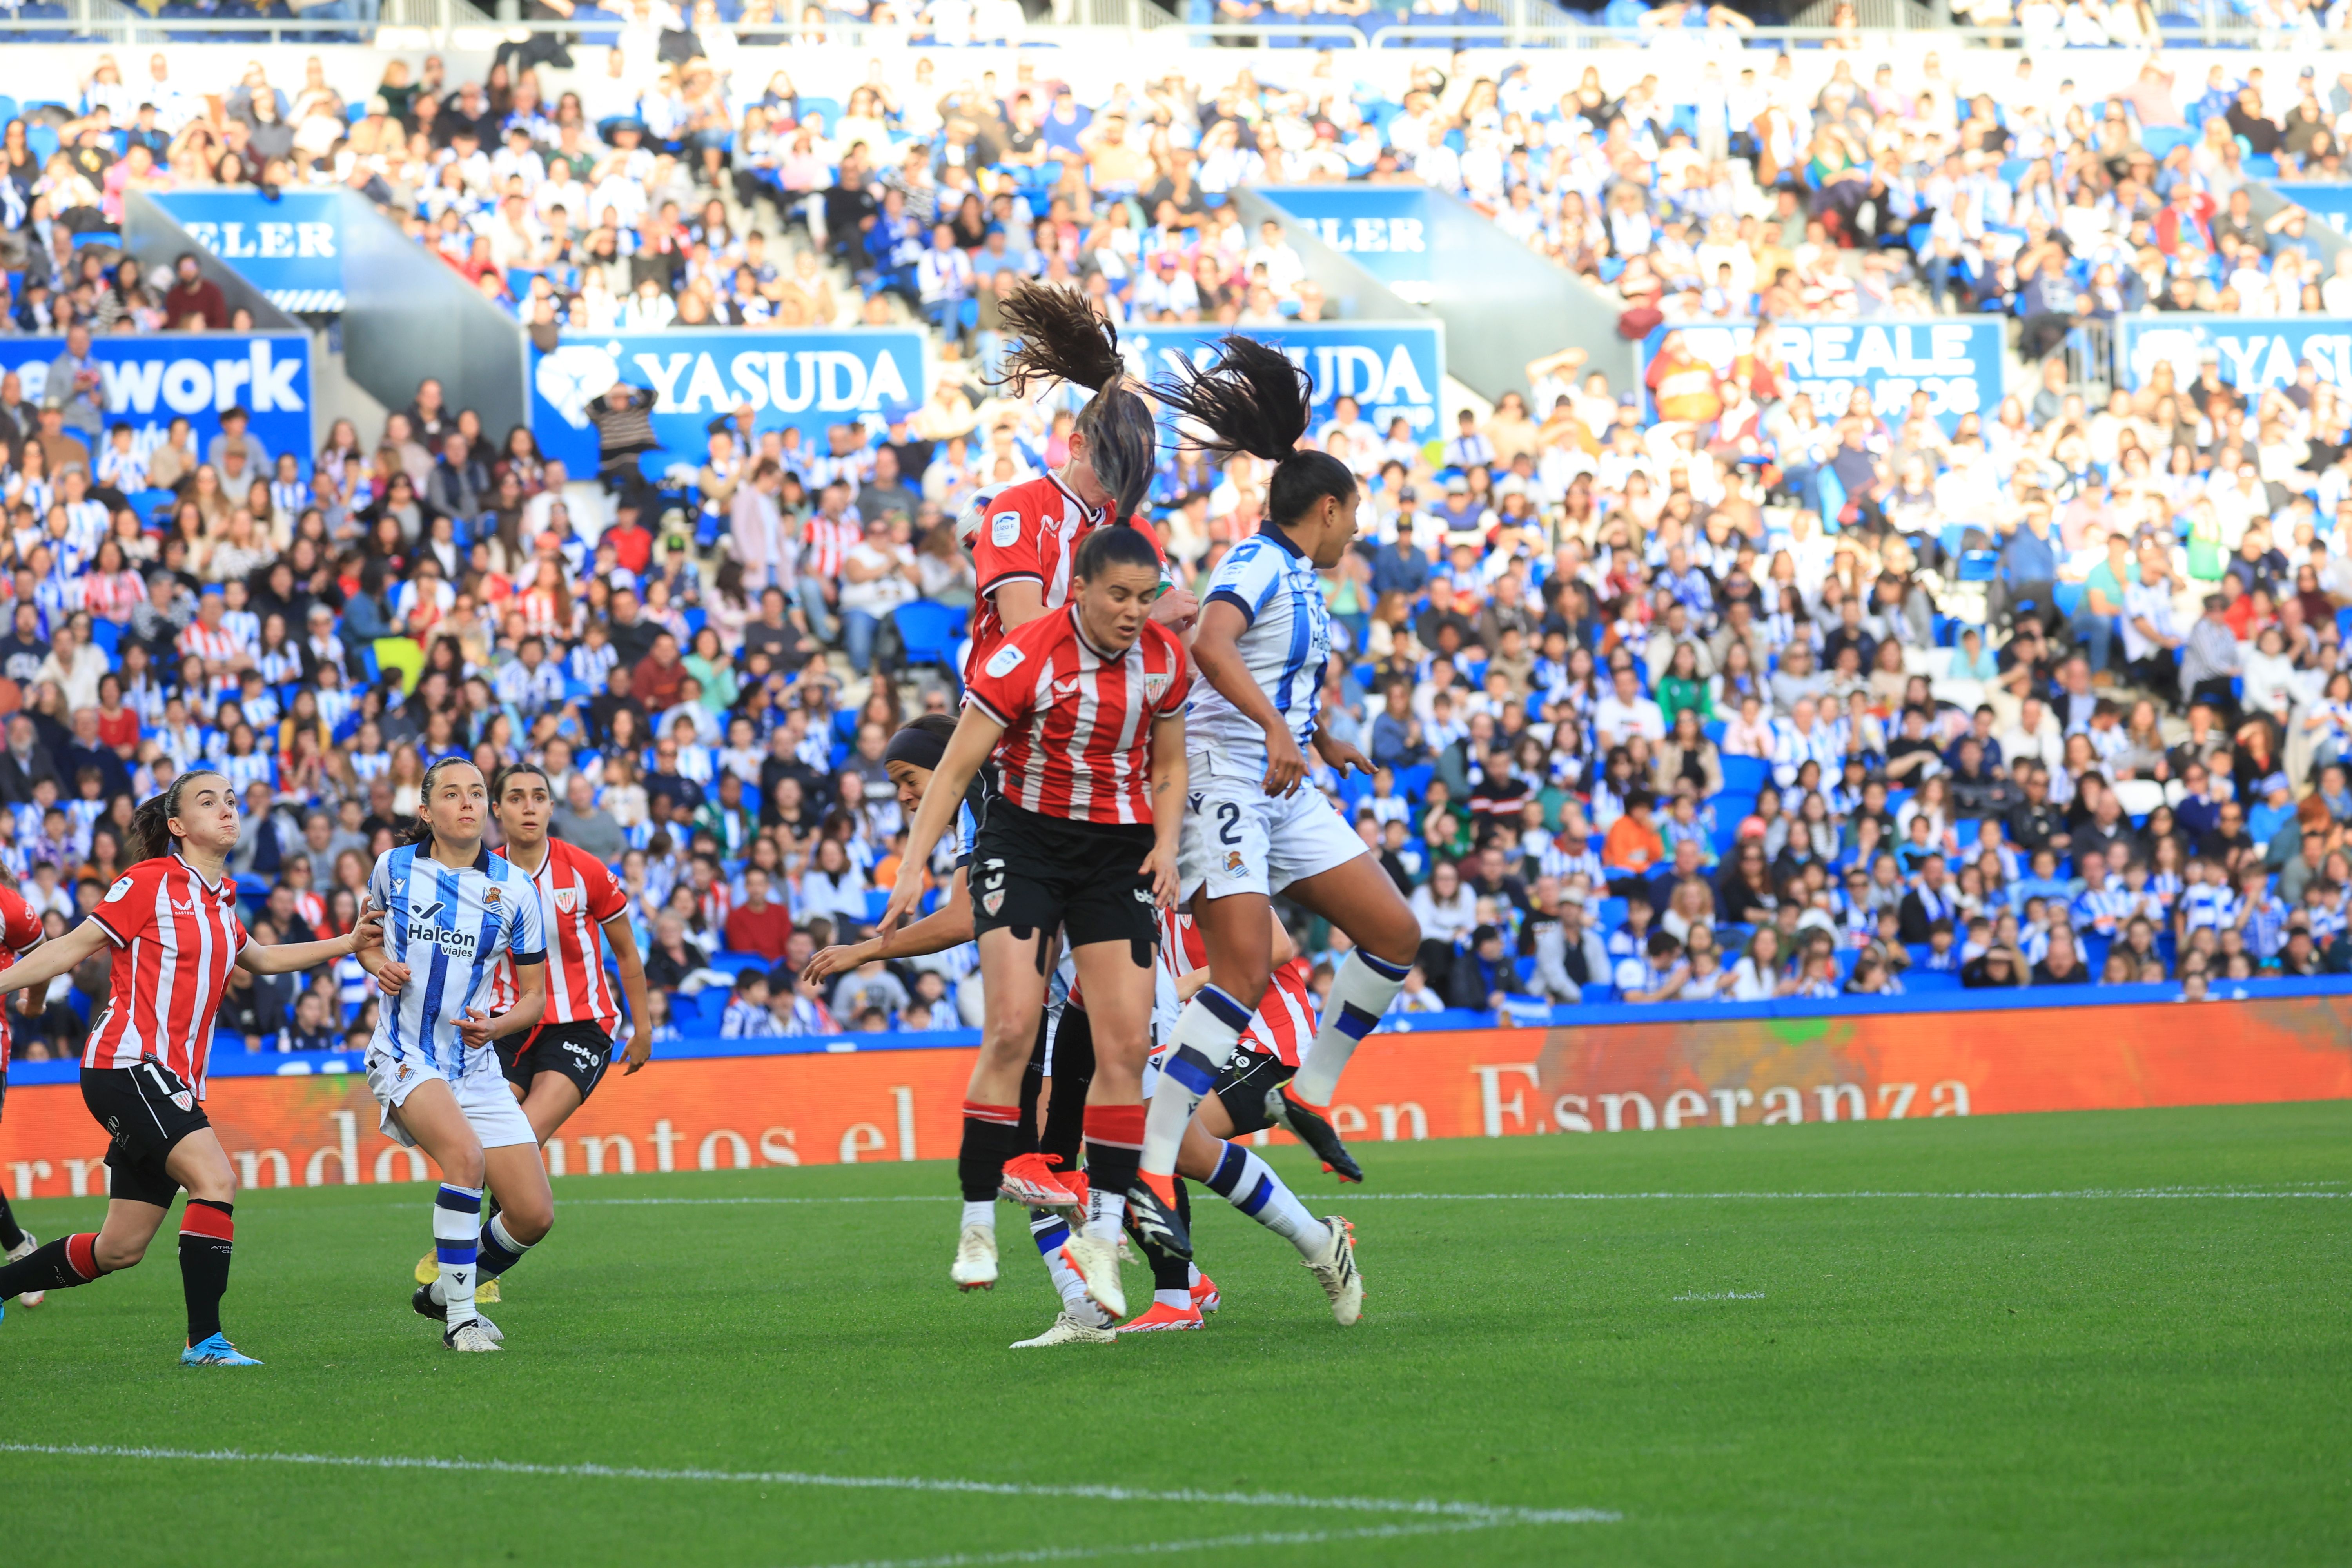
103, 875, 135, 904
984, 643, 1025, 678
990, 510, 1022, 548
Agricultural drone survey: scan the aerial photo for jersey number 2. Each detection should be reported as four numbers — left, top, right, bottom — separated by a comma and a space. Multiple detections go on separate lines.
1215, 802, 1243, 846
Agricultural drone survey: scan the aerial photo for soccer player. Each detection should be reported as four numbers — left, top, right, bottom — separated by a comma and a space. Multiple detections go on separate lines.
882, 523, 1190, 1323
388, 762, 653, 1298
1141, 339, 1423, 1212
0, 770, 382, 1361
0, 876, 52, 1304
359, 759, 551, 1354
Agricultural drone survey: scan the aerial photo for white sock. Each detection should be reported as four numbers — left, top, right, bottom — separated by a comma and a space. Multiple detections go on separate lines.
1205, 1140, 1328, 1258
1154, 1288, 1191, 1311
961, 1199, 995, 1231
1083, 1184, 1127, 1245
1141, 986, 1251, 1178
432, 1182, 483, 1325
1031, 1209, 1109, 1327
1291, 950, 1410, 1107
1187, 1262, 1201, 1287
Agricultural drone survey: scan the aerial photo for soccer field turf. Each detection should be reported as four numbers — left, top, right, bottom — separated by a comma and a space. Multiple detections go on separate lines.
1, 1100, 2345, 1566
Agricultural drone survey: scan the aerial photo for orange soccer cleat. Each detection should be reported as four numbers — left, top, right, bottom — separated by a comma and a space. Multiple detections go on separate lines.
1118, 1300, 1203, 1333
1000, 1152, 1082, 1208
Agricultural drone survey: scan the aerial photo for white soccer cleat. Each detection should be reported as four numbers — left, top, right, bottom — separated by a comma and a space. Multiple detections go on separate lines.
1304, 1216, 1363, 1326
1009, 1310, 1116, 1349
444, 1318, 503, 1352
7, 1232, 44, 1307
951, 1223, 999, 1291
1059, 1234, 1125, 1321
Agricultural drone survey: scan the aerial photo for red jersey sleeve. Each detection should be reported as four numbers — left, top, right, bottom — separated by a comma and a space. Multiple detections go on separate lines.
964, 619, 1046, 730
577, 844, 630, 923
91, 862, 165, 947
965, 486, 1051, 599
1148, 624, 1192, 717
0, 886, 44, 954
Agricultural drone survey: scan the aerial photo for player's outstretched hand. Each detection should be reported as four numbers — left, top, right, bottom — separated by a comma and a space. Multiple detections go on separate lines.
1149, 583, 1200, 633
375, 960, 413, 996
1140, 842, 1179, 910
351, 898, 387, 953
621, 1022, 652, 1074
457, 1007, 495, 1048
1262, 729, 1307, 798
1315, 733, 1375, 777
877, 873, 921, 937
803, 942, 872, 984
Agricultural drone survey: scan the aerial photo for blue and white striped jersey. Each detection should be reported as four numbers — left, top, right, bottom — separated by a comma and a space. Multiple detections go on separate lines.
368, 844, 548, 1078
1189, 525, 1330, 773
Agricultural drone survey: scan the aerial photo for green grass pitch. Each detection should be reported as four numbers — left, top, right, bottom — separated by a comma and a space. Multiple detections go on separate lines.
1, 1100, 2346, 1566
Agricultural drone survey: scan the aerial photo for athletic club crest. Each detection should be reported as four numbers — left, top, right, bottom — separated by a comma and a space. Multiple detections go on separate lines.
170, 1089, 194, 1112
982, 888, 1005, 916
1144, 672, 1171, 702
554, 887, 579, 913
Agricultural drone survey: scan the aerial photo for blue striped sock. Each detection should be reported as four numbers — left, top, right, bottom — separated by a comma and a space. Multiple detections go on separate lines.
432, 1183, 483, 1323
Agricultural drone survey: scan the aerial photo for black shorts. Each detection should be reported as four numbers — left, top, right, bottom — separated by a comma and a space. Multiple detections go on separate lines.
1212, 1050, 1296, 1137
499, 1020, 614, 1102
969, 800, 1159, 954
81, 1063, 210, 1209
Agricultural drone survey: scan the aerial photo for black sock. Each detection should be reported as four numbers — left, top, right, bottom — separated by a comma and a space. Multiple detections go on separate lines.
1040, 1009, 1096, 1168
477, 1213, 536, 1281
1135, 1178, 1192, 1294
957, 1104, 1025, 1202
0, 1193, 24, 1252
0, 1232, 103, 1298
1082, 1141, 1140, 1208
178, 1200, 235, 1344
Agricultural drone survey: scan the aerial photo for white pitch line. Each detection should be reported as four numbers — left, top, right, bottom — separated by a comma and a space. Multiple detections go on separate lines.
0, 1445, 1616, 1527
798, 1519, 1517, 1568
551, 1183, 2350, 1207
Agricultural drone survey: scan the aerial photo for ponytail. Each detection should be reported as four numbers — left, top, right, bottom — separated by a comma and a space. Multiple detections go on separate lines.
1149, 335, 1357, 526
992, 282, 1158, 531
131, 769, 227, 864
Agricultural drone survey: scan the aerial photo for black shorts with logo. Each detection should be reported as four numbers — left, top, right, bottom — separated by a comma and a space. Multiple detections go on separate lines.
499, 1020, 615, 1102
82, 1063, 211, 1209
969, 800, 1160, 954
1212, 1050, 1298, 1137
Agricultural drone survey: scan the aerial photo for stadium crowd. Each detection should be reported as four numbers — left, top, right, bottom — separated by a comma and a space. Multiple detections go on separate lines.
0, 31, 2347, 1062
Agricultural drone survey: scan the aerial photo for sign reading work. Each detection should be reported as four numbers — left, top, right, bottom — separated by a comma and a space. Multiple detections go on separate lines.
1642, 318, 2005, 433
530, 330, 928, 473
2116, 316, 2352, 392
1253, 186, 1434, 299
0, 332, 311, 466
153, 191, 345, 313
1121, 321, 1445, 438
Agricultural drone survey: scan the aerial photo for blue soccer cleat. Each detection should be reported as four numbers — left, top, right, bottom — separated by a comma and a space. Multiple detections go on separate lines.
181, 1333, 263, 1367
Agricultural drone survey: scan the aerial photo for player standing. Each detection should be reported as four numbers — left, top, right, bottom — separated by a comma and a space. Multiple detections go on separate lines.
0, 877, 54, 1305
393, 763, 653, 1298
1138, 339, 1421, 1234
0, 770, 381, 1361
360, 759, 551, 1354
882, 524, 1191, 1323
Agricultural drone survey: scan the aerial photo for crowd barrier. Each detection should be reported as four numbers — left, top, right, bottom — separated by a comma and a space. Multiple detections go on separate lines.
4, 991, 2345, 1197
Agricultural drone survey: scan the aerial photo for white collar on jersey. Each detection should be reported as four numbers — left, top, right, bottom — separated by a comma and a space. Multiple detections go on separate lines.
1047, 469, 1105, 524
170, 848, 227, 895
1067, 605, 1127, 664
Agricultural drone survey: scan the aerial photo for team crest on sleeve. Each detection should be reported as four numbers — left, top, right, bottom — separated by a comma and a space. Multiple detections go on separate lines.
170, 1087, 194, 1112
103, 876, 133, 903
984, 644, 1025, 678
991, 510, 1022, 548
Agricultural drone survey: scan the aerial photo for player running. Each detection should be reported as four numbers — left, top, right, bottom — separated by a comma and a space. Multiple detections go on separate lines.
387, 762, 653, 1300
1138, 339, 1421, 1213
0, 770, 382, 1362
882, 523, 1191, 1323
360, 759, 551, 1354
0, 875, 56, 1307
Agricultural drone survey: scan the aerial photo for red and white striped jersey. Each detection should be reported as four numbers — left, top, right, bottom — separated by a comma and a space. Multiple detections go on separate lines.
0, 882, 46, 1075
486, 836, 631, 1037
956, 473, 1165, 684
963, 605, 1190, 825
1153, 907, 1318, 1066
176, 620, 240, 665
85, 854, 250, 1099
798, 512, 858, 582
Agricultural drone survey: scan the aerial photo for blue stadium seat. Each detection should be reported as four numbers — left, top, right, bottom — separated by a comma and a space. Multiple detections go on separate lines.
89, 619, 121, 659
894, 600, 967, 675
2052, 583, 2085, 617
1957, 551, 1999, 583
1720, 756, 1769, 796
2140, 125, 2193, 160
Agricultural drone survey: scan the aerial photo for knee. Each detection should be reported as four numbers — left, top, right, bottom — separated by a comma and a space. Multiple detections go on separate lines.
445, 1150, 487, 1189
95, 1236, 147, 1271
505, 1203, 554, 1246
1370, 910, 1422, 965
1210, 960, 1270, 1012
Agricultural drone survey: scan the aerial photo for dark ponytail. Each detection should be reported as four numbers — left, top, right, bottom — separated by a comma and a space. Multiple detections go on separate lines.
1149, 335, 1357, 526
131, 769, 228, 863
992, 282, 1158, 532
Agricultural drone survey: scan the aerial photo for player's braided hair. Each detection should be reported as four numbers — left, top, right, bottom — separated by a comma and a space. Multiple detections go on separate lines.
991, 282, 1158, 533
405, 757, 484, 847
1147, 335, 1356, 526
131, 768, 229, 863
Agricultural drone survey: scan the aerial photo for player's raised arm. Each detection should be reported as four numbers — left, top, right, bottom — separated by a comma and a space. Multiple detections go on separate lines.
0, 918, 107, 996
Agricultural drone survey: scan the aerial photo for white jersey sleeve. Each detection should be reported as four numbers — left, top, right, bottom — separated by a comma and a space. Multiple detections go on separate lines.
1186, 528, 1332, 776
504, 858, 548, 964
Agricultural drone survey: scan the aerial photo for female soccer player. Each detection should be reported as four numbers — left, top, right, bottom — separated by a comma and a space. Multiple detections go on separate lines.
0, 770, 382, 1362
0, 877, 54, 1306
1138, 338, 1423, 1208
383, 762, 653, 1299
360, 758, 551, 1354
882, 524, 1190, 1322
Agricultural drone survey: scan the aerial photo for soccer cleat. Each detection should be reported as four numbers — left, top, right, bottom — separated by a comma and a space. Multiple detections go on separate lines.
411, 1284, 505, 1343
1009, 1310, 1116, 1349
1119, 1301, 1203, 1333
181, 1333, 263, 1367
951, 1223, 999, 1291
999, 1152, 1082, 1208
477, 1278, 500, 1304
1062, 1170, 1090, 1215
1271, 1089, 1364, 1183
414, 1250, 438, 1287
7, 1231, 44, 1308
444, 1319, 503, 1352
1059, 1234, 1126, 1320
1303, 1215, 1364, 1326
1124, 1180, 1193, 1261
1191, 1272, 1221, 1315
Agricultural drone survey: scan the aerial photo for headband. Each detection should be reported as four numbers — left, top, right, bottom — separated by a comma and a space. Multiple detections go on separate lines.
883, 725, 950, 773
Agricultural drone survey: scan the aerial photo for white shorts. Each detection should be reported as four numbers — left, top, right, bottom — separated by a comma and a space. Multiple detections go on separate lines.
1177, 757, 1366, 904
365, 1047, 539, 1152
